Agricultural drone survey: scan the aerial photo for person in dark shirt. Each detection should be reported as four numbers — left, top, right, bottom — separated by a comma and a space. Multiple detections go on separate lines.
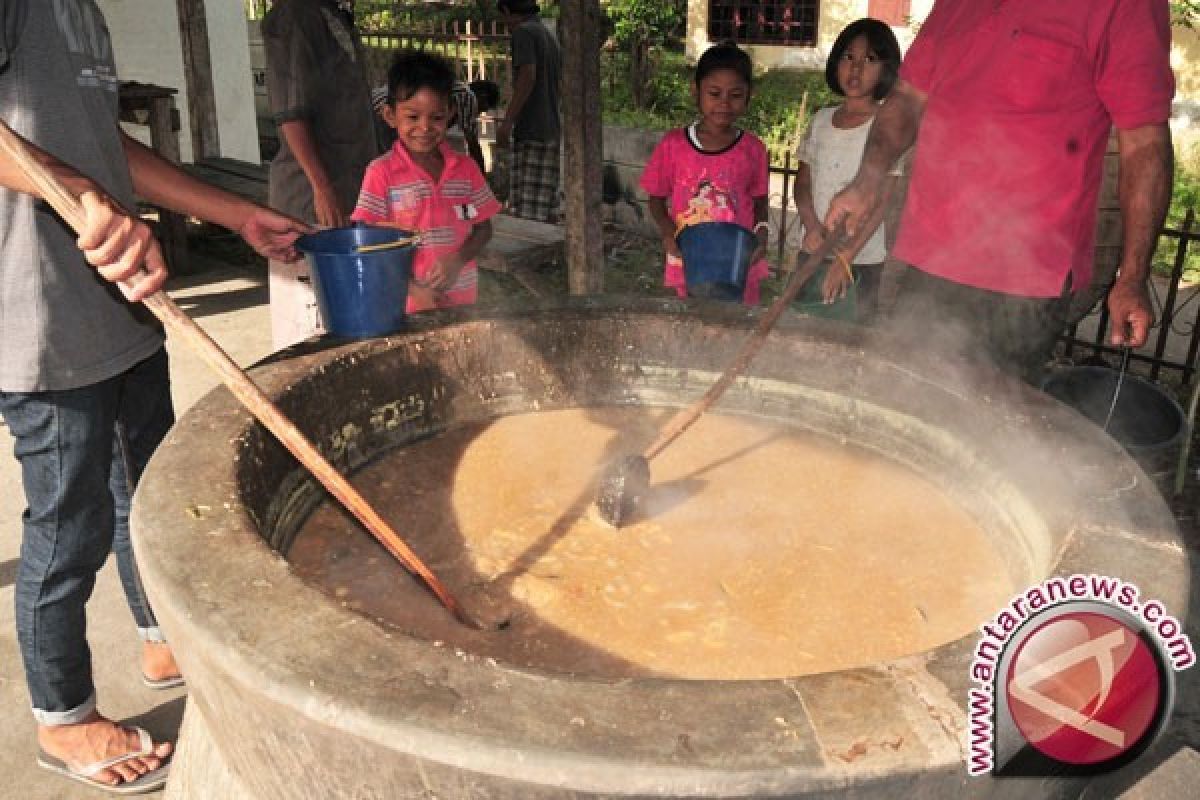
0, 2, 306, 792
263, 0, 381, 348
495, 0, 561, 222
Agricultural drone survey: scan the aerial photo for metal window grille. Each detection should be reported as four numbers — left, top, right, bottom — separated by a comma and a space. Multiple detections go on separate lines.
707, 1, 819, 47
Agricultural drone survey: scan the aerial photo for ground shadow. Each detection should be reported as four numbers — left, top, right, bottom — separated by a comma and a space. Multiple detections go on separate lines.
124, 695, 188, 750
170, 284, 267, 320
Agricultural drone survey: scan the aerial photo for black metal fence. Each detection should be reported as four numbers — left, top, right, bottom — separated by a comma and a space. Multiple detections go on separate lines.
245, 1, 494, 22
767, 152, 802, 265
1062, 209, 1200, 385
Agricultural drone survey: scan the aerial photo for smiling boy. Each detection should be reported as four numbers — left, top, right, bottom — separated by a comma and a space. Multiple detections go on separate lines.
352, 51, 500, 312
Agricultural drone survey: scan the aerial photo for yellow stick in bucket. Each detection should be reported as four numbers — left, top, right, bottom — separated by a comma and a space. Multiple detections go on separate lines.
835, 251, 854, 281
355, 234, 420, 254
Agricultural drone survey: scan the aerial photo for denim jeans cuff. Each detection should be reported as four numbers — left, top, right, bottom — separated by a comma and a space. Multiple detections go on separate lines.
32, 691, 96, 726
138, 626, 167, 644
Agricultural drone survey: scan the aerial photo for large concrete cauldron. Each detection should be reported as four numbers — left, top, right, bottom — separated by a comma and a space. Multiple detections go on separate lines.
133, 299, 1188, 798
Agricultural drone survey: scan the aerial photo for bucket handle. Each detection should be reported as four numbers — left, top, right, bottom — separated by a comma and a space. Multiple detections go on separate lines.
355, 234, 420, 254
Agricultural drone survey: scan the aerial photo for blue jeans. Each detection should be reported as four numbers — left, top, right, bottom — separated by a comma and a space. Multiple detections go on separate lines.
0, 348, 174, 725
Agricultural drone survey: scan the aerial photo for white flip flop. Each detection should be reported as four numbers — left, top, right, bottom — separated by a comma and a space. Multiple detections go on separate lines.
37, 725, 171, 795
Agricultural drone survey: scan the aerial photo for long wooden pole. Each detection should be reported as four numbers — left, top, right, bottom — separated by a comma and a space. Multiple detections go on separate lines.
642, 222, 845, 461
0, 120, 472, 626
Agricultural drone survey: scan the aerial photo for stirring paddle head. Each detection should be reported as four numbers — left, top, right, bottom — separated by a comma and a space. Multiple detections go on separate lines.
458, 583, 517, 631
594, 455, 651, 528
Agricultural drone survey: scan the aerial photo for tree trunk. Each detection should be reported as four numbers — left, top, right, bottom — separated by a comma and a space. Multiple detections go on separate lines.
630, 36, 651, 110
559, 0, 605, 295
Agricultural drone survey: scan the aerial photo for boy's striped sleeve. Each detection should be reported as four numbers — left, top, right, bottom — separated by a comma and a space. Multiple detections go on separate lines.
351, 161, 390, 223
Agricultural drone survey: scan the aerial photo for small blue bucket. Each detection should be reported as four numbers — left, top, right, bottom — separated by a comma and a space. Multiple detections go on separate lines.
296, 225, 415, 338
676, 221, 755, 301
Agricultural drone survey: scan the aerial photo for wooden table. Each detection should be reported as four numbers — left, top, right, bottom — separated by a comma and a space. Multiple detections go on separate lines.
118, 81, 190, 274
183, 156, 268, 207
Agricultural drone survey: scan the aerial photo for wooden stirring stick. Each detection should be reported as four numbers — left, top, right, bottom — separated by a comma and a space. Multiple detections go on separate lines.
0, 120, 474, 627
595, 221, 847, 527
642, 219, 847, 462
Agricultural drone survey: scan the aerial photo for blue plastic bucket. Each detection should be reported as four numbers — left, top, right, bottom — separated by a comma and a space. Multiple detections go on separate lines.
676, 221, 755, 301
296, 225, 415, 338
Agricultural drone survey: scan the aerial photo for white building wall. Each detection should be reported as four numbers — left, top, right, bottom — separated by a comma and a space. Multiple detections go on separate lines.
98, 0, 260, 164
98, 0, 194, 161
687, 0, 935, 68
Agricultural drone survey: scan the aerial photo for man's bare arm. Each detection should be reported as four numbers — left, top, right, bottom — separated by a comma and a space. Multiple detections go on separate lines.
275, 118, 343, 227
122, 133, 307, 264
497, 64, 536, 147
1108, 123, 1173, 347
824, 79, 926, 236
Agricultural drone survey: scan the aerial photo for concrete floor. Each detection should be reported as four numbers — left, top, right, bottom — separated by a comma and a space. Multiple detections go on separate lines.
0, 259, 271, 799
2, 244, 1199, 797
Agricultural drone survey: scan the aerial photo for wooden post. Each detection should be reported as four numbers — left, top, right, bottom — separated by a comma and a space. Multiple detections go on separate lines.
146, 93, 191, 275
559, 0, 605, 295
175, 0, 221, 160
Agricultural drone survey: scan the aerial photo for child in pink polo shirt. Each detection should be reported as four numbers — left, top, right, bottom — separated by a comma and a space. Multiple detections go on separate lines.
352, 50, 501, 313
640, 42, 771, 305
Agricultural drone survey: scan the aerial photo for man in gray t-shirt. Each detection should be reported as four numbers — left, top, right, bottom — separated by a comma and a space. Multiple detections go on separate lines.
496, 0, 561, 222
0, 1, 305, 792
263, 0, 381, 349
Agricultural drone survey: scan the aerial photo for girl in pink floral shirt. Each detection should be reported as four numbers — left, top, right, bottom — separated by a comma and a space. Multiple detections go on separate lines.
640, 42, 770, 305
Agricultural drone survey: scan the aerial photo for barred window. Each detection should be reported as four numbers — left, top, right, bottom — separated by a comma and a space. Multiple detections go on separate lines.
707, 2, 819, 47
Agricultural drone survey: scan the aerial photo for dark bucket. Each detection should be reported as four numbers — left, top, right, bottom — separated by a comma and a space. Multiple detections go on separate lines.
792, 259, 857, 322
676, 221, 755, 301
1041, 366, 1185, 479
296, 225, 415, 338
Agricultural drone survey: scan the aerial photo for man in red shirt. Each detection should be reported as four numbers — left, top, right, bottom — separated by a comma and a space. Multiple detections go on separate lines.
826, 0, 1174, 382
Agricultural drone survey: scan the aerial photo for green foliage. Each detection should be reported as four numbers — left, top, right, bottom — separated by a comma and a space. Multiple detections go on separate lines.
1155, 148, 1200, 282
603, 1, 686, 110
601, 50, 690, 123
1171, 1, 1200, 28
742, 70, 838, 162
355, 1, 498, 30
1170, 167, 1200, 225
605, 0, 684, 47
